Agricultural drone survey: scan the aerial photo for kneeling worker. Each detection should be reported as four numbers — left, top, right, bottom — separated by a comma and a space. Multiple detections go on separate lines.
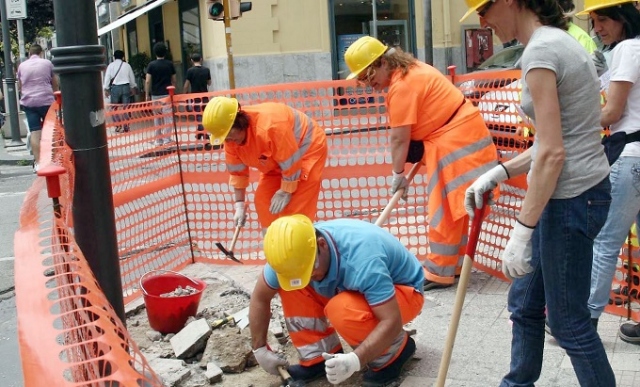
248, 215, 424, 386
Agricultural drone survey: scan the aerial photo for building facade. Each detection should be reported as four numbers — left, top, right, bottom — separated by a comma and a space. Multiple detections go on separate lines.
97, 0, 592, 91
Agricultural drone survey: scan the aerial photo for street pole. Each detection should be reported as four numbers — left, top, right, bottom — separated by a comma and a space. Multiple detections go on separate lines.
50, 0, 126, 324
223, 0, 235, 89
423, 0, 433, 65
16, 18, 25, 60
0, 0, 24, 147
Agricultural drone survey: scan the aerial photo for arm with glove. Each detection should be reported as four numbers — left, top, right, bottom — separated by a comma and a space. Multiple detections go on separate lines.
249, 274, 288, 375
389, 125, 413, 200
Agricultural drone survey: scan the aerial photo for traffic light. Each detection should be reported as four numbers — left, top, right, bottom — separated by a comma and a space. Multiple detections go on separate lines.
206, 0, 252, 21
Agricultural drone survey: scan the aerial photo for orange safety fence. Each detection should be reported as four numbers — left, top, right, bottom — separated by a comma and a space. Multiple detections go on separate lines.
13, 71, 639, 385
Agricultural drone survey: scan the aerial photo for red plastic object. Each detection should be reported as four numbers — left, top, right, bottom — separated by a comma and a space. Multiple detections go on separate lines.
37, 165, 67, 198
140, 271, 207, 334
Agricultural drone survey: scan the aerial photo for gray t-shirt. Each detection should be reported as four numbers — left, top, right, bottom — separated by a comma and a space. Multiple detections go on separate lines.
520, 26, 609, 199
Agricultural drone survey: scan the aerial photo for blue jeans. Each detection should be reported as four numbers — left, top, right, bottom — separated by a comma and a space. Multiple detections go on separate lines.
109, 84, 131, 126
500, 177, 615, 387
589, 156, 640, 318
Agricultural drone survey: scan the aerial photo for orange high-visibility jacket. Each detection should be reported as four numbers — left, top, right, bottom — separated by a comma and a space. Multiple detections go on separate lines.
387, 62, 498, 234
224, 103, 327, 194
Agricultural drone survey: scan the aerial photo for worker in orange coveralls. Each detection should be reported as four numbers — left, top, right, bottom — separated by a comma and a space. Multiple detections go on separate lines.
344, 36, 499, 291
248, 215, 424, 386
202, 97, 328, 229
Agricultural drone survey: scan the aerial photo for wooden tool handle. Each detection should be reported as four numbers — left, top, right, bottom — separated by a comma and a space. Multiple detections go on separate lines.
375, 162, 422, 227
277, 365, 292, 380
228, 224, 242, 252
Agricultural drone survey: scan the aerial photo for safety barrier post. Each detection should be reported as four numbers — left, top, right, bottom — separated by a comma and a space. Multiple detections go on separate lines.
50, 0, 126, 324
168, 85, 197, 263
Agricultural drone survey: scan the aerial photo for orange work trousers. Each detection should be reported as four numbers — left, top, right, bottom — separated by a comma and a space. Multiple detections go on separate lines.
279, 284, 424, 368
423, 214, 469, 284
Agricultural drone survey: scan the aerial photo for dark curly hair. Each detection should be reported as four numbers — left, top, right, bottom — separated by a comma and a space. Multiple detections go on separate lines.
591, 2, 640, 49
515, 0, 568, 30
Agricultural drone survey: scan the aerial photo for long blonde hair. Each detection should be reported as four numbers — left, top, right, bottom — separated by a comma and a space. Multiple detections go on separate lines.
378, 47, 418, 77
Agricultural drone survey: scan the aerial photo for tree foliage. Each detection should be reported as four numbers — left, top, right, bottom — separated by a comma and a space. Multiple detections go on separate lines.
0, 0, 54, 58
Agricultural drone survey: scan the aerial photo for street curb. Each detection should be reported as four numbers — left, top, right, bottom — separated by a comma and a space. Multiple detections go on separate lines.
0, 156, 33, 166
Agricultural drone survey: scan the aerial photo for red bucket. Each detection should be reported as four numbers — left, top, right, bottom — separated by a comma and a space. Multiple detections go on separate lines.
140, 270, 207, 334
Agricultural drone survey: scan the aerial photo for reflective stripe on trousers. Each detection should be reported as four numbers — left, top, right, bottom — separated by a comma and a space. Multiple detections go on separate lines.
279, 285, 424, 369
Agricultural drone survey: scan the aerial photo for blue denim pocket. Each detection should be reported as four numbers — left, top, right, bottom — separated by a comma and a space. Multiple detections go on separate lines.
586, 178, 612, 240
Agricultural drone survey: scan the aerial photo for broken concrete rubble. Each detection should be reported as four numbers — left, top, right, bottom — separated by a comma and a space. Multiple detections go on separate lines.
171, 318, 212, 359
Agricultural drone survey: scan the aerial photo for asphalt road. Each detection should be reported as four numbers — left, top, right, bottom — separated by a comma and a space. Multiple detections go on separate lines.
0, 164, 36, 387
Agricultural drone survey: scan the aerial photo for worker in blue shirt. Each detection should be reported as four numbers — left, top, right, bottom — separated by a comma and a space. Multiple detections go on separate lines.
248, 215, 424, 386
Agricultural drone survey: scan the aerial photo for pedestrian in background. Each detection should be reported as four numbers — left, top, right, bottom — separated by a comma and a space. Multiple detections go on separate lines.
462, 0, 615, 385
17, 44, 58, 172
343, 35, 499, 291
576, 0, 640, 344
145, 42, 176, 146
202, 97, 327, 230
182, 52, 211, 139
103, 50, 136, 133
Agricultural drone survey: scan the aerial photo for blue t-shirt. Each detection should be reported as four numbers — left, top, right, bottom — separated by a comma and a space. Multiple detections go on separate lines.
263, 219, 424, 306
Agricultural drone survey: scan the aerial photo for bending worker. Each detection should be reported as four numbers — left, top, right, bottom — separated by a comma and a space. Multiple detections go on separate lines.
202, 97, 328, 229
249, 215, 424, 386
344, 36, 499, 290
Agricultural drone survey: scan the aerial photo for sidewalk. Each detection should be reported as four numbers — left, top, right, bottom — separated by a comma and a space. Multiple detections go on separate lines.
203, 263, 640, 387
0, 135, 32, 166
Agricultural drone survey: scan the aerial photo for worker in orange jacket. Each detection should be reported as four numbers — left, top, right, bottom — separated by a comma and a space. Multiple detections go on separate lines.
344, 36, 499, 291
249, 215, 424, 386
202, 97, 328, 229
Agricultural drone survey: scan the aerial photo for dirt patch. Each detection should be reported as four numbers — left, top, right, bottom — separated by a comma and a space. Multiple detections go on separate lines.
127, 265, 413, 386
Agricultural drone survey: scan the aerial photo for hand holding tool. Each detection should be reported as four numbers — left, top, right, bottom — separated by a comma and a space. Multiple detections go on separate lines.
233, 201, 247, 227
375, 162, 421, 227
464, 164, 508, 218
391, 171, 409, 201
253, 346, 289, 375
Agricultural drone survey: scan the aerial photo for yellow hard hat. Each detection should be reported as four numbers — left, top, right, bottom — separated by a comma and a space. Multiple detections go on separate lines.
202, 96, 239, 146
577, 0, 636, 15
263, 214, 317, 291
460, 0, 491, 22
344, 36, 387, 80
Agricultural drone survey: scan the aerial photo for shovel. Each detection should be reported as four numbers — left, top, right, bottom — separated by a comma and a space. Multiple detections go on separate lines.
215, 223, 244, 264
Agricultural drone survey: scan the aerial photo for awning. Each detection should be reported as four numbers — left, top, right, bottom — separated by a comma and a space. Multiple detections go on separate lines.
98, 0, 171, 37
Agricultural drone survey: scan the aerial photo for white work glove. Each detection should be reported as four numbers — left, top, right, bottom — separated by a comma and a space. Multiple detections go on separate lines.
592, 50, 608, 77
464, 164, 509, 218
233, 201, 247, 227
322, 352, 361, 385
502, 220, 535, 280
269, 189, 292, 214
391, 171, 409, 201
253, 346, 289, 376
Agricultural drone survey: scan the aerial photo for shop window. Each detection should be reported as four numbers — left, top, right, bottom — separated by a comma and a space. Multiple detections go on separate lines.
179, 0, 202, 74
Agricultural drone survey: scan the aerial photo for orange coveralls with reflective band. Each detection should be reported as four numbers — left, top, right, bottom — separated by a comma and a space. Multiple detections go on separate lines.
387, 62, 499, 284
224, 103, 328, 227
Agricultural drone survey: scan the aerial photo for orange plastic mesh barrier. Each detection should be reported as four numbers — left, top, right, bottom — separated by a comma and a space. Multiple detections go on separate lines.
14, 72, 639, 385
14, 105, 163, 386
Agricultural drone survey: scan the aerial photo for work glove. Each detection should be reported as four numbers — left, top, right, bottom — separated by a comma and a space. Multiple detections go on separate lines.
322, 352, 361, 385
233, 201, 247, 227
253, 346, 289, 376
592, 50, 608, 77
501, 220, 535, 280
464, 164, 509, 218
391, 171, 409, 201
269, 190, 292, 214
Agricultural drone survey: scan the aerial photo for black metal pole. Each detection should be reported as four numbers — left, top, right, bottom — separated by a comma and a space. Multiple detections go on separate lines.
0, 0, 24, 146
50, 0, 125, 324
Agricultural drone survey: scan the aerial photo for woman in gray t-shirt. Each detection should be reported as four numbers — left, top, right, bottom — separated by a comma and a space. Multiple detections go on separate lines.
462, 0, 614, 386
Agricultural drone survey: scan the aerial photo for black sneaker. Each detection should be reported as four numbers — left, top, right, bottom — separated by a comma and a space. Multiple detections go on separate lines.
287, 347, 343, 382
619, 322, 640, 344
362, 336, 416, 387
423, 279, 452, 291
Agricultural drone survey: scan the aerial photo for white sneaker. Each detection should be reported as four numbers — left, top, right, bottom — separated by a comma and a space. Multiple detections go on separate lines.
33, 162, 39, 173
163, 138, 174, 145
154, 139, 164, 146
